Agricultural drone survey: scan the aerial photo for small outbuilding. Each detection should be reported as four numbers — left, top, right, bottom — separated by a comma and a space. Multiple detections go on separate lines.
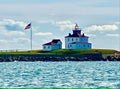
42, 39, 62, 51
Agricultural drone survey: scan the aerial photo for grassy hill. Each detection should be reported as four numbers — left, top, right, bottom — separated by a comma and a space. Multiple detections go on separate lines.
49, 49, 115, 55
0, 49, 116, 56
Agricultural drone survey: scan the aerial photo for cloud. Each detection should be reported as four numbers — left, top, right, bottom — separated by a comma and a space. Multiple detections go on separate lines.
38, 20, 55, 24
86, 34, 96, 37
0, 39, 8, 43
0, 27, 25, 37
11, 38, 30, 43
84, 24, 118, 32
0, 19, 29, 50
34, 32, 53, 36
115, 21, 120, 25
0, 37, 29, 43
4, 31, 25, 36
0, 19, 26, 31
55, 20, 75, 31
106, 34, 119, 37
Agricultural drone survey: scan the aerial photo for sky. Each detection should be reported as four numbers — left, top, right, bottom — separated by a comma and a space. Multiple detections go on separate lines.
0, 0, 120, 51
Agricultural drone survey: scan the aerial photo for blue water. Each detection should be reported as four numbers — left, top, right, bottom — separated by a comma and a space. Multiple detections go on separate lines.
0, 61, 120, 88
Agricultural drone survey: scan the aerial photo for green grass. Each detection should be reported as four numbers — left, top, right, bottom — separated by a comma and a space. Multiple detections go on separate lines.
0, 50, 42, 54
48, 49, 115, 55
0, 49, 116, 55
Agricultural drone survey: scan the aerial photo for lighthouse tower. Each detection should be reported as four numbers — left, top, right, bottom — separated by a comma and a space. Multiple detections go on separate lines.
65, 24, 92, 49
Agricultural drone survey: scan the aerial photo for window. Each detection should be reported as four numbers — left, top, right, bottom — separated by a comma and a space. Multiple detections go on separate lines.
80, 38, 82, 42
79, 38, 81, 42
83, 45, 85, 47
76, 38, 78, 41
68, 44, 72, 48
44, 46, 46, 49
48, 46, 50, 49
68, 38, 69, 41
72, 38, 74, 41
70, 44, 72, 47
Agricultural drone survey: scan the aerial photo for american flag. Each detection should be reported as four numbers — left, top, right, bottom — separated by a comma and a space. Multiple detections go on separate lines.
25, 23, 31, 29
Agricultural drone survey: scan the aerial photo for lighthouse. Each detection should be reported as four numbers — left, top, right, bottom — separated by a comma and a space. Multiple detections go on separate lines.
65, 24, 92, 49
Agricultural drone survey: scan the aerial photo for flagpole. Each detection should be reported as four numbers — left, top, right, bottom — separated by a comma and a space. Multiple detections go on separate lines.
30, 26, 32, 52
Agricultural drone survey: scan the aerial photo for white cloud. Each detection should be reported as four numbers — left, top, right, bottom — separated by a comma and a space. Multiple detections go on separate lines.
38, 20, 55, 24
85, 24, 118, 32
0, 39, 8, 43
4, 31, 25, 36
115, 21, 120, 25
0, 19, 29, 38
34, 32, 53, 36
0, 27, 25, 37
13, 38, 30, 42
55, 20, 75, 31
86, 34, 96, 37
0, 37, 30, 44
0, 19, 30, 50
0, 2, 119, 18
106, 34, 119, 37
0, 19, 26, 31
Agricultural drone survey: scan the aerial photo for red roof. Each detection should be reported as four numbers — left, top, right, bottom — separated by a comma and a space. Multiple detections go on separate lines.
43, 42, 54, 45
43, 39, 61, 45
52, 39, 61, 43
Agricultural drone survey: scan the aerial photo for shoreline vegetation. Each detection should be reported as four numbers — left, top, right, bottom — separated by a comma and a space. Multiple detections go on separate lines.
0, 49, 117, 54
0, 49, 120, 62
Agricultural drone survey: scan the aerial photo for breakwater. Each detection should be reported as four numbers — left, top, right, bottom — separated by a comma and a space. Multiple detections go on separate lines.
0, 53, 119, 62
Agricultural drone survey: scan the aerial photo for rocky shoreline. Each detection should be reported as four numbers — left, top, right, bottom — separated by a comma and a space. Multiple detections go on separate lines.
0, 53, 120, 62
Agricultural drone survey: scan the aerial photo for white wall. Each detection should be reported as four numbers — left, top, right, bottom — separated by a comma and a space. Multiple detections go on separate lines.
65, 37, 80, 49
67, 43, 91, 49
65, 37, 89, 49
57, 41, 62, 49
43, 45, 52, 51
80, 37, 88, 42
43, 42, 62, 51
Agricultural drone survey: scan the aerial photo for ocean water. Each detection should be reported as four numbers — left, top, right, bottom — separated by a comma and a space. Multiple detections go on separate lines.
0, 61, 120, 88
